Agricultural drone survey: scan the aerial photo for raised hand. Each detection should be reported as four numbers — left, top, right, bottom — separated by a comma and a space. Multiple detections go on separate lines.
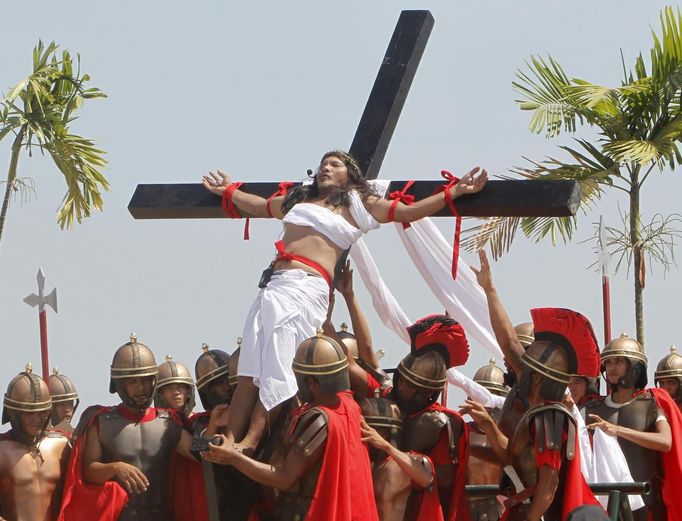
335, 261, 354, 297
202, 169, 232, 195
470, 249, 494, 292
453, 167, 488, 197
458, 399, 494, 431
112, 462, 149, 494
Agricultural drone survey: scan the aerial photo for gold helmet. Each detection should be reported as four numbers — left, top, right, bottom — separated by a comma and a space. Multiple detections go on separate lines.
654, 346, 682, 402
195, 343, 231, 410
514, 322, 534, 348
473, 359, 509, 397
601, 333, 648, 389
154, 355, 195, 415
49, 367, 79, 424
109, 334, 158, 408
2, 364, 52, 444
359, 393, 403, 460
336, 323, 359, 359
393, 351, 448, 414
292, 328, 349, 403
519, 341, 571, 402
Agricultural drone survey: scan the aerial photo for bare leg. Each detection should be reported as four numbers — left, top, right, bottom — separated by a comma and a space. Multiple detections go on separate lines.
225, 376, 259, 443
236, 401, 283, 456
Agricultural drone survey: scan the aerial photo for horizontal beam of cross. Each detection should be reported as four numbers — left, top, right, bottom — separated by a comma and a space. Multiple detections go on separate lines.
127, 179, 580, 220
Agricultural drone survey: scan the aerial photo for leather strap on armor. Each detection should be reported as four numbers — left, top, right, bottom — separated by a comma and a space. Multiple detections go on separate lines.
527, 403, 575, 458
292, 408, 329, 457
447, 413, 462, 463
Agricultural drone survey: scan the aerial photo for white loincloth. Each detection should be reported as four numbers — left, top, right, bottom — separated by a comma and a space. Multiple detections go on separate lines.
238, 269, 329, 411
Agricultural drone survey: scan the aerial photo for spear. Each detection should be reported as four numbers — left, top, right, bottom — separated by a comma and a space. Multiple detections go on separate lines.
598, 216, 612, 346
23, 268, 58, 382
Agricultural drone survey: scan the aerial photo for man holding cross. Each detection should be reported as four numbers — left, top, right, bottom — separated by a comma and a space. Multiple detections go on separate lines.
202, 150, 487, 454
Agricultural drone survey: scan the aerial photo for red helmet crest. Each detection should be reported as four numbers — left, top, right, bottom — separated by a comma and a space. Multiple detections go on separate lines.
407, 314, 469, 368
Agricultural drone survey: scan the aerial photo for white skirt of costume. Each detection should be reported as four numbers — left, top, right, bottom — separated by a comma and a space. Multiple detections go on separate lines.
238, 269, 329, 411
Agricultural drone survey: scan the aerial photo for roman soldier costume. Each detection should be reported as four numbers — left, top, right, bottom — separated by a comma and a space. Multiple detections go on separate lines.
502, 308, 603, 521
48, 368, 79, 435
276, 329, 378, 521
365, 315, 471, 521
59, 334, 184, 521
467, 359, 508, 521
1, 365, 69, 521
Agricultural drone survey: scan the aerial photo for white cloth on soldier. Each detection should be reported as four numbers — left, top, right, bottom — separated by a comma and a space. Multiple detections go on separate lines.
239, 269, 329, 411
446, 368, 505, 409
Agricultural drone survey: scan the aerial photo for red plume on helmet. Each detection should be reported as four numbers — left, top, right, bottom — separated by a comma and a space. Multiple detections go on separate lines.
407, 314, 469, 368
530, 308, 600, 377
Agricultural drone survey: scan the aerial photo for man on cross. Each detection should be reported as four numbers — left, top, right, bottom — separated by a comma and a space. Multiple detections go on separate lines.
202, 150, 487, 454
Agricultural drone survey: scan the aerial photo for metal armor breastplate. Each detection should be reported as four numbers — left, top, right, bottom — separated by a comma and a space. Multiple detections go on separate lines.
404, 410, 449, 454
98, 409, 181, 516
585, 393, 661, 508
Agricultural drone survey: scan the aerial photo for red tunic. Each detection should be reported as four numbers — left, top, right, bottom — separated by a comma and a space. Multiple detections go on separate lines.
301, 391, 379, 521
649, 387, 682, 521
57, 406, 129, 521
410, 453, 445, 521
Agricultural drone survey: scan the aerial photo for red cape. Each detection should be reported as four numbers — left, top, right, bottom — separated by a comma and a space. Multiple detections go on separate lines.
417, 403, 470, 521
57, 406, 129, 521
649, 387, 682, 521
410, 453, 445, 521
302, 391, 379, 521
169, 412, 210, 521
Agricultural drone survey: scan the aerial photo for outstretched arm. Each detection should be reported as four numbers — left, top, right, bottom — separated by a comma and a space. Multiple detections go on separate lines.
368, 167, 488, 224
336, 261, 380, 369
471, 250, 525, 376
589, 414, 672, 452
202, 170, 285, 218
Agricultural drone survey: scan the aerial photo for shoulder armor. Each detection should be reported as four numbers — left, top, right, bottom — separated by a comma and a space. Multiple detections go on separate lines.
292, 408, 328, 457
404, 410, 449, 455
527, 403, 576, 460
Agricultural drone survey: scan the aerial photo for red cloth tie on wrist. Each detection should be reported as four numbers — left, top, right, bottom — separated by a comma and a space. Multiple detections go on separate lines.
437, 170, 462, 280
222, 182, 250, 240
266, 181, 294, 218
387, 180, 416, 229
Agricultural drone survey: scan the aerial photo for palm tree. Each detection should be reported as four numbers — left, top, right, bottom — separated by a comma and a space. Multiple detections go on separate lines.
0, 40, 107, 247
465, 7, 682, 348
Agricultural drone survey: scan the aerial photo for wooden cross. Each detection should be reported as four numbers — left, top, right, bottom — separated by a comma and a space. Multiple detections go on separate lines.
128, 10, 579, 221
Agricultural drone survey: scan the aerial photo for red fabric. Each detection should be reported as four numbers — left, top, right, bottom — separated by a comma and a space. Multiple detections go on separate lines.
415, 403, 470, 521
169, 452, 209, 521
57, 407, 129, 521
436, 170, 461, 280
650, 387, 682, 521
274, 240, 332, 287
221, 182, 250, 239
302, 391, 378, 521
408, 315, 469, 368
403, 453, 444, 521
265, 181, 294, 217
387, 180, 416, 228
115, 404, 158, 423
530, 308, 601, 377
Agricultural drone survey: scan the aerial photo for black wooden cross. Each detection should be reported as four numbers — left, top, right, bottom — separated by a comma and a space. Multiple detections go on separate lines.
128, 10, 579, 220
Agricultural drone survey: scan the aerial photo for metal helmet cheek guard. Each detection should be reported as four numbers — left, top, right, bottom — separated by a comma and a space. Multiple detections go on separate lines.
292, 328, 349, 403
109, 333, 158, 409
3, 364, 52, 445
154, 355, 195, 415
393, 351, 447, 414
195, 343, 231, 411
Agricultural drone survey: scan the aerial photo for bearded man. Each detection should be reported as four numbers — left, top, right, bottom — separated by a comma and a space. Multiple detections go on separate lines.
201, 151, 487, 455
0, 365, 70, 521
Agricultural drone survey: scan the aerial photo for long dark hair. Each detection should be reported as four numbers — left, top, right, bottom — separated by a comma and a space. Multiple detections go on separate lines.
281, 150, 378, 215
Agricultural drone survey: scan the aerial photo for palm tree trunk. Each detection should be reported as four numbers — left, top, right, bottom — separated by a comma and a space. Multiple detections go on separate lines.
0, 128, 25, 247
629, 166, 644, 348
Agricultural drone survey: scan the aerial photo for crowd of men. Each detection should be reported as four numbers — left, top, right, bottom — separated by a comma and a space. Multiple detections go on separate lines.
1, 253, 681, 521
3, 150, 682, 521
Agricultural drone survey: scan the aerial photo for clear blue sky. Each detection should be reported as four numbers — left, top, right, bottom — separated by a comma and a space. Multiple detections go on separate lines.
1, 1, 680, 410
